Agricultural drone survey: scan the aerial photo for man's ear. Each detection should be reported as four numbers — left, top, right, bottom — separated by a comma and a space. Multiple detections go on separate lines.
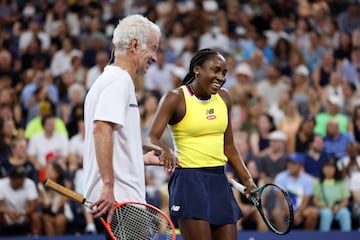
130, 38, 138, 51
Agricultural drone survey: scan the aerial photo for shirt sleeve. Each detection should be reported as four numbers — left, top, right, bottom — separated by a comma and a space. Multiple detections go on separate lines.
94, 77, 130, 127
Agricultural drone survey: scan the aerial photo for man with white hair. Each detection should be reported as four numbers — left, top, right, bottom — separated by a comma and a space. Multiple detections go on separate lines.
83, 15, 162, 224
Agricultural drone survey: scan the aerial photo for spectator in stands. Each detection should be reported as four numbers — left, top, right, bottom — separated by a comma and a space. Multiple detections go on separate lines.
50, 37, 82, 79
313, 157, 352, 231
312, 51, 336, 92
85, 50, 110, 90
240, 96, 266, 135
292, 17, 311, 51
321, 72, 345, 107
0, 165, 41, 236
257, 130, 289, 185
275, 152, 318, 229
21, 69, 58, 114
337, 0, 360, 34
61, 82, 85, 133
243, 33, 274, 64
249, 112, 276, 158
349, 171, 360, 231
256, 64, 289, 108
323, 118, 355, 159
334, 32, 353, 64
70, 51, 87, 86
178, 34, 199, 70
304, 88, 326, 117
44, 0, 80, 39
339, 46, 360, 86
264, 17, 291, 49
337, 142, 360, 186
350, 105, 360, 144
0, 87, 23, 129
0, 137, 37, 182
38, 162, 71, 236
273, 38, 292, 76
268, 89, 290, 126
314, 94, 349, 136
0, 117, 16, 166
27, 114, 69, 182
303, 135, 329, 179
247, 49, 269, 84
229, 62, 255, 98
144, 48, 175, 95
67, 115, 84, 174
341, 81, 357, 119
18, 16, 50, 54
24, 100, 68, 139
277, 100, 303, 154
304, 30, 328, 73
295, 114, 316, 153
291, 64, 311, 115
323, 19, 340, 50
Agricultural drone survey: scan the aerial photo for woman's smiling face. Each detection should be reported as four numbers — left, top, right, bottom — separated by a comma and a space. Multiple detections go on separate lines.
195, 53, 228, 95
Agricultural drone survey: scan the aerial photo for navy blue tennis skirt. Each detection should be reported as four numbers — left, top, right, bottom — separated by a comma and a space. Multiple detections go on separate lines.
168, 166, 243, 227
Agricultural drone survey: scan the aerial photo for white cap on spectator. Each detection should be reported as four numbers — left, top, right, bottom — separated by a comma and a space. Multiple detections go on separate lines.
268, 131, 287, 141
235, 62, 253, 79
327, 94, 343, 108
295, 64, 309, 77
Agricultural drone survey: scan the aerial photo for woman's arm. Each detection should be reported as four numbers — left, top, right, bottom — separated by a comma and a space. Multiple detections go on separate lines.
143, 89, 184, 170
220, 89, 257, 191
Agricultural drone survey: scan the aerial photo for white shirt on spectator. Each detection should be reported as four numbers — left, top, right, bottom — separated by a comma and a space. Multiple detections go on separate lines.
19, 31, 50, 52
256, 80, 289, 108
144, 63, 175, 94
27, 132, 69, 167
0, 177, 38, 224
198, 28, 231, 54
50, 49, 82, 78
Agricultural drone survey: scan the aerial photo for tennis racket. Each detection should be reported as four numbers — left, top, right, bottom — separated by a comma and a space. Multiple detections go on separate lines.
228, 178, 294, 235
44, 178, 176, 240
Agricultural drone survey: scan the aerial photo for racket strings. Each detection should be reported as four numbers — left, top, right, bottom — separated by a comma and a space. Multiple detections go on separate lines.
260, 185, 293, 234
110, 204, 173, 240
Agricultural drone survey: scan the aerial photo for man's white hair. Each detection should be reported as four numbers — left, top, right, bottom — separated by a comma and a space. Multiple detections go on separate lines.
112, 14, 161, 57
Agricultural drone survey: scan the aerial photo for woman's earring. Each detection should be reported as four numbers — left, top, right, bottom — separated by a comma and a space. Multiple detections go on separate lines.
195, 72, 199, 78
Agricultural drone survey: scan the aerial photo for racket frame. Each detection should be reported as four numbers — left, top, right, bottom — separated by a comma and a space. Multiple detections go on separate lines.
44, 178, 176, 240
228, 178, 294, 235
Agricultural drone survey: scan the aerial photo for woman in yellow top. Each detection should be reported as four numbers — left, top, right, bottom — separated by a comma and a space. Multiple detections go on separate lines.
144, 48, 257, 240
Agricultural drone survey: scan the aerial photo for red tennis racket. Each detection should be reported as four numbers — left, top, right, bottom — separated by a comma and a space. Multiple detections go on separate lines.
44, 178, 176, 240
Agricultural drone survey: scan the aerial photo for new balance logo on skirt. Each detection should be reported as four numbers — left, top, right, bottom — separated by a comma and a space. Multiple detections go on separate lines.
171, 205, 180, 212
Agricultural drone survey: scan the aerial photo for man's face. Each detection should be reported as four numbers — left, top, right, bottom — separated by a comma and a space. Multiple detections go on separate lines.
136, 31, 159, 75
10, 177, 25, 190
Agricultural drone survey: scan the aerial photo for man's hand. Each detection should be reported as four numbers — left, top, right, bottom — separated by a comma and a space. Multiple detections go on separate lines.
89, 184, 115, 223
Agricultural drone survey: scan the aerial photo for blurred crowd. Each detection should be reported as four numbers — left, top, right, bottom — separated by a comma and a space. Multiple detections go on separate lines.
0, 0, 360, 237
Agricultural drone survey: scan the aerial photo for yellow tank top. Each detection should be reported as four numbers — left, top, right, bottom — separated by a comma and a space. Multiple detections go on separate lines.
170, 86, 228, 168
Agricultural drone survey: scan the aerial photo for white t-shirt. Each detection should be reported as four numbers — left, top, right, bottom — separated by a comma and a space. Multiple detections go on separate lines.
83, 66, 145, 203
27, 132, 70, 166
0, 178, 38, 224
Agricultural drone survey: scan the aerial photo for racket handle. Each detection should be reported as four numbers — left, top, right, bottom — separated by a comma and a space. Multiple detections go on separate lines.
228, 178, 246, 194
44, 178, 86, 204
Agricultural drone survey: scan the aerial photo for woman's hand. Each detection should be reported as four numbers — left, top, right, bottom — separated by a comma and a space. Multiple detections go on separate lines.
243, 178, 257, 199
159, 149, 180, 172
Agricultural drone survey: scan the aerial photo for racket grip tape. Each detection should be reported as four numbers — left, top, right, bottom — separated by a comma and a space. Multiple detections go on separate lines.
228, 178, 247, 193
